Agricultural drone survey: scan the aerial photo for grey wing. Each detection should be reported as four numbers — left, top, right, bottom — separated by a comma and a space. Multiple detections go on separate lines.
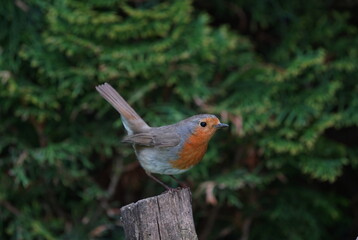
122, 132, 180, 148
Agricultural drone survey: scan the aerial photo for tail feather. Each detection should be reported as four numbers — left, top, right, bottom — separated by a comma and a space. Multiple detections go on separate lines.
96, 83, 150, 134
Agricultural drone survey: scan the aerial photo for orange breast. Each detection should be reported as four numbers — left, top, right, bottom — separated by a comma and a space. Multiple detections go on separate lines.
170, 133, 209, 170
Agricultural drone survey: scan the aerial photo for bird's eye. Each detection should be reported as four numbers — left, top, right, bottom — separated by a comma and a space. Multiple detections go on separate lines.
200, 122, 207, 127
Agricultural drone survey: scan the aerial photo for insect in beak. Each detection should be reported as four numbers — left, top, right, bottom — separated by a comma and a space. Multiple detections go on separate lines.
214, 123, 229, 129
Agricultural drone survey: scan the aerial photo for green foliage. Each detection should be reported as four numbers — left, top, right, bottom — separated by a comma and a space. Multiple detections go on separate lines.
1, 0, 357, 239
252, 187, 347, 240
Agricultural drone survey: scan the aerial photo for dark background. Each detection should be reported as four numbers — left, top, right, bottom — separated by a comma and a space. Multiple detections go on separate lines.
1, 0, 358, 239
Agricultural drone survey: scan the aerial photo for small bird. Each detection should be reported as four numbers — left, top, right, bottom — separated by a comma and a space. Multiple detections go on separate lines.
96, 83, 228, 189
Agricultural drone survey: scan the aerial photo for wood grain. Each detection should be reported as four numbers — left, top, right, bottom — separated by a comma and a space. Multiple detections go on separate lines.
120, 188, 198, 240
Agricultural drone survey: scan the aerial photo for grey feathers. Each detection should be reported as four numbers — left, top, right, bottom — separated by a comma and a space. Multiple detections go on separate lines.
96, 83, 150, 133
122, 132, 180, 148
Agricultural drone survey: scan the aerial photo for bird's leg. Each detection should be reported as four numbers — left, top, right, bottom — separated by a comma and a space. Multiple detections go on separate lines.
170, 175, 188, 188
145, 172, 172, 190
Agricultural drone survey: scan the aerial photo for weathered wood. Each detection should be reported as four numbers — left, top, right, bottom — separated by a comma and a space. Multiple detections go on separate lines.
120, 187, 198, 240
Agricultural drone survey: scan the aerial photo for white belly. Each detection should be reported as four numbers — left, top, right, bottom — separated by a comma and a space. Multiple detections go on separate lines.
134, 147, 189, 175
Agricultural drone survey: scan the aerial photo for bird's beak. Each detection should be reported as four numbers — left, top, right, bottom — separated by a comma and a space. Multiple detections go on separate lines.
214, 123, 229, 129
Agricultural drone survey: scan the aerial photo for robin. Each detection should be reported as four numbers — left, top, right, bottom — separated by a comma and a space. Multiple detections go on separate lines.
96, 83, 228, 189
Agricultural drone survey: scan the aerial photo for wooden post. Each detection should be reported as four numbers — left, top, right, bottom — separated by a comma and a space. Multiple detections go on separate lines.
120, 187, 198, 240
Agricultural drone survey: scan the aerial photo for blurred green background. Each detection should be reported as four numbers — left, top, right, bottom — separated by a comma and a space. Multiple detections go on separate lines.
1, 0, 358, 239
